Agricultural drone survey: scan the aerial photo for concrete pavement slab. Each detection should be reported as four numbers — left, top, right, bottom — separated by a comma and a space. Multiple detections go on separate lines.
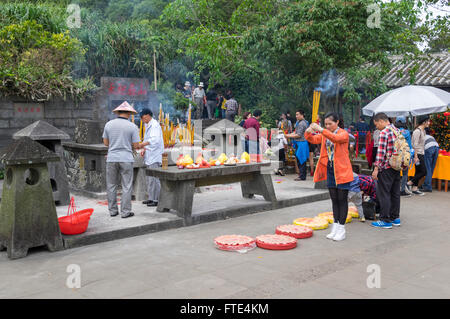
401, 262, 450, 297
314, 264, 403, 298
126, 273, 248, 299
0, 182, 449, 299
371, 281, 446, 299
271, 281, 365, 299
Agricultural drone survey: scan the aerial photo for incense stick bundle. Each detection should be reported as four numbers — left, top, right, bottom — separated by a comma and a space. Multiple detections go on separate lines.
312, 90, 321, 124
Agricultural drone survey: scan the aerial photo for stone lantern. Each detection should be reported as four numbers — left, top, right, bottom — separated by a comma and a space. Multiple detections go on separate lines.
0, 137, 64, 259
13, 120, 71, 205
203, 119, 244, 158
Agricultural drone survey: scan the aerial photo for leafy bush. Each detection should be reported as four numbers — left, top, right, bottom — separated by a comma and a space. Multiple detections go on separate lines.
0, 20, 95, 101
105, 0, 137, 22
73, 16, 161, 83
430, 112, 450, 151
0, 2, 66, 33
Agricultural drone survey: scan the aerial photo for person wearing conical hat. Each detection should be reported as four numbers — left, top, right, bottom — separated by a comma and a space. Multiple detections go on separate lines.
102, 101, 140, 218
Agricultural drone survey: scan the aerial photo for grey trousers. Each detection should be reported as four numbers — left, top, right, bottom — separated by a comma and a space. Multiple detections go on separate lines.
206, 100, 216, 119
226, 111, 237, 122
146, 163, 161, 202
106, 162, 134, 216
194, 97, 204, 119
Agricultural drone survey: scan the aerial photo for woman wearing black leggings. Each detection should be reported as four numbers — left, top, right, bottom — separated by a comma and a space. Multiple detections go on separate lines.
306, 113, 354, 241
407, 116, 430, 195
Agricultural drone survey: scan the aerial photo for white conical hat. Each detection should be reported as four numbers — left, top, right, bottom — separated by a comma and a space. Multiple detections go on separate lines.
199, 82, 204, 87
112, 101, 137, 114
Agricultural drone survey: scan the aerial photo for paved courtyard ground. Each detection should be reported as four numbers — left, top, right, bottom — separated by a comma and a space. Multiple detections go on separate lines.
1, 181, 449, 299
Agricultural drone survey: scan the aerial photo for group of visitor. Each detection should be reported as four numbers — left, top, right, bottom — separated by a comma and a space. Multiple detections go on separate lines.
284, 110, 442, 242
177, 81, 241, 120
101, 95, 441, 238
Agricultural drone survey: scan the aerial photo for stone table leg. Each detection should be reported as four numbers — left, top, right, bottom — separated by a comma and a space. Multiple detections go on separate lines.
241, 173, 277, 202
133, 167, 148, 202
7, 244, 28, 260
157, 179, 196, 224
46, 237, 64, 252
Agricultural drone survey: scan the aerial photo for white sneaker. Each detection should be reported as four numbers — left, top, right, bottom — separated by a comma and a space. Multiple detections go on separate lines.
405, 184, 413, 194
326, 223, 338, 239
333, 224, 346, 241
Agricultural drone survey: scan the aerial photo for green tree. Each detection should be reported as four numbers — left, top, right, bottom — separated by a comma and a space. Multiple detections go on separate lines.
0, 20, 94, 101
105, 0, 138, 22
132, 0, 172, 21
161, 0, 447, 124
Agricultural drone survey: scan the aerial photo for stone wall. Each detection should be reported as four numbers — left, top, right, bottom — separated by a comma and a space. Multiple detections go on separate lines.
0, 96, 98, 150
0, 84, 159, 150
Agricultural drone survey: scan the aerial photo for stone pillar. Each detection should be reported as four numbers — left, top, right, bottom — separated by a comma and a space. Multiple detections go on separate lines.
74, 119, 104, 145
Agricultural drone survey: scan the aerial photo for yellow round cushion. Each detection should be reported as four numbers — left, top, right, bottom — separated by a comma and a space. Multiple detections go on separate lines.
317, 212, 352, 224
293, 217, 329, 230
348, 207, 359, 218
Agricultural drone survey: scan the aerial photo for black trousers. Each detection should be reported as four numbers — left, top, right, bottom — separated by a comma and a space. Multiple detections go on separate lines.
411, 154, 427, 186
377, 168, 401, 223
279, 148, 286, 162
296, 157, 307, 180
329, 188, 349, 225
371, 147, 378, 168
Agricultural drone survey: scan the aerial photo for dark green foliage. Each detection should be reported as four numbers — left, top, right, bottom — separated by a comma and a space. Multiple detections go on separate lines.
0, 0, 448, 123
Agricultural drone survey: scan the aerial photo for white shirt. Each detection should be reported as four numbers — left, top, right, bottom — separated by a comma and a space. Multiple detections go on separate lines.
272, 133, 288, 152
193, 87, 205, 98
143, 118, 164, 165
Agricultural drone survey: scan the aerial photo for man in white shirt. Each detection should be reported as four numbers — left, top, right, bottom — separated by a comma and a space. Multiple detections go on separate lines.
138, 108, 164, 207
274, 130, 288, 176
193, 82, 205, 119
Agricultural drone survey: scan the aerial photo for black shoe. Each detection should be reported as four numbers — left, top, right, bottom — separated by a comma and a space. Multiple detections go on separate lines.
421, 188, 432, 193
121, 212, 135, 218
110, 212, 119, 217
400, 191, 411, 197
142, 200, 153, 205
412, 190, 425, 196
147, 201, 158, 207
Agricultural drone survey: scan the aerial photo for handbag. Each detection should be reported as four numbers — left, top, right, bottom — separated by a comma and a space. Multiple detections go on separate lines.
362, 201, 376, 220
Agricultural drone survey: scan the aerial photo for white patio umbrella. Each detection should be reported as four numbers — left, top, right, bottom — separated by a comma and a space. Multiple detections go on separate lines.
362, 85, 450, 117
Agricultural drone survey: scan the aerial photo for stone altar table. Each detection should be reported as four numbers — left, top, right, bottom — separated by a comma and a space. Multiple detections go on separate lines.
146, 162, 276, 225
